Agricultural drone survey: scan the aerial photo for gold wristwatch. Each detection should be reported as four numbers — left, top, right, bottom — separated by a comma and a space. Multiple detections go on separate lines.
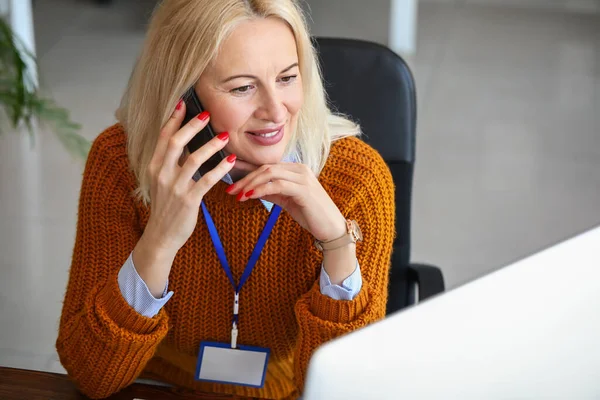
314, 220, 363, 251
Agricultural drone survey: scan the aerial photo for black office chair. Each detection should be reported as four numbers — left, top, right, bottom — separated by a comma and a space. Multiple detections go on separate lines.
314, 37, 445, 315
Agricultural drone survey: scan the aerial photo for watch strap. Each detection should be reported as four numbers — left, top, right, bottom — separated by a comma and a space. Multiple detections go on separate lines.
314, 220, 362, 251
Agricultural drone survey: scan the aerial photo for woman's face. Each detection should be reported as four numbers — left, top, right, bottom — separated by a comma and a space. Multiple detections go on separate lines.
195, 17, 304, 173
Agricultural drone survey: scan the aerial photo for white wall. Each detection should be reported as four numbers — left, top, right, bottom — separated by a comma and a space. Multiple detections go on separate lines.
388, 0, 418, 56
5, 0, 37, 87
420, 0, 600, 13
301, 0, 391, 46
301, 0, 418, 55
0, 0, 10, 16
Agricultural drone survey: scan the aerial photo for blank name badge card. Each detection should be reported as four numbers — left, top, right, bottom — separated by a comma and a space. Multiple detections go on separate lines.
196, 342, 270, 388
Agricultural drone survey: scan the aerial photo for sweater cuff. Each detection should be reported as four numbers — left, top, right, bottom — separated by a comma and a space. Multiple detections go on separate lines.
309, 279, 370, 323
96, 273, 167, 335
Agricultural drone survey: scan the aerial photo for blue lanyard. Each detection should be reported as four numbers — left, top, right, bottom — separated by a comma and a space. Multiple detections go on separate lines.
200, 201, 282, 347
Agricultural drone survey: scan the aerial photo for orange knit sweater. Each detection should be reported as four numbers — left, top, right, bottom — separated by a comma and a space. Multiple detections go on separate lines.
56, 124, 395, 399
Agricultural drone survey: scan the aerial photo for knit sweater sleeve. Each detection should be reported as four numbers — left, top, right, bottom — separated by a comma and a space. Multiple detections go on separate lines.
293, 138, 395, 392
55, 126, 170, 399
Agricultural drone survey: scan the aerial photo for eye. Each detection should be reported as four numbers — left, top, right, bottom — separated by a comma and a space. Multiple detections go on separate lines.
231, 85, 254, 94
279, 75, 297, 84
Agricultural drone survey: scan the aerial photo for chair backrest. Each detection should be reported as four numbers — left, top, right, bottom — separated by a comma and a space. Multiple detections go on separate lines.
314, 37, 417, 311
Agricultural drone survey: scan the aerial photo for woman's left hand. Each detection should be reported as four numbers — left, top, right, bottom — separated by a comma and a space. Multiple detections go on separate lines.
226, 163, 347, 242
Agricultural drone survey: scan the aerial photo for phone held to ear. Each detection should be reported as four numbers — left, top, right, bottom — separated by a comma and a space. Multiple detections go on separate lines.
181, 87, 227, 181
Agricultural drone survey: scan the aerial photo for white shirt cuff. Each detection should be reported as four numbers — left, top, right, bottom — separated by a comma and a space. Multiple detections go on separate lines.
117, 252, 173, 318
319, 260, 362, 300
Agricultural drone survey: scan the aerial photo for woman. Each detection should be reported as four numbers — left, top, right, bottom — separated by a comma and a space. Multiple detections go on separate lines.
56, 0, 395, 399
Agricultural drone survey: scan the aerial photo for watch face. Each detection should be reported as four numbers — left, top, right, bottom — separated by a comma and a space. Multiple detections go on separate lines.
351, 220, 363, 242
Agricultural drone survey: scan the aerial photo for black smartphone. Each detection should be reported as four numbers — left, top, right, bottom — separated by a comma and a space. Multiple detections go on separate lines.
181, 87, 226, 181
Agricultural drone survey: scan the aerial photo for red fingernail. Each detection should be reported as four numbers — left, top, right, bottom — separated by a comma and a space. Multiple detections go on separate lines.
245, 190, 254, 198
226, 184, 236, 193
175, 99, 183, 110
226, 154, 236, 163
197, 111, 210, 121
218, 132, 229, 141
236, 192, 244, 201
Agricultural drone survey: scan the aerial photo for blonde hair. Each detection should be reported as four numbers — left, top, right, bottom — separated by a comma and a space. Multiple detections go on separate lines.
116, 0, 360, 204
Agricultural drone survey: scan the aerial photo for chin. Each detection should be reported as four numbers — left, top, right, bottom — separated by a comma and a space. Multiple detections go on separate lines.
245, 152, 286, 167
243, 142, 289, 165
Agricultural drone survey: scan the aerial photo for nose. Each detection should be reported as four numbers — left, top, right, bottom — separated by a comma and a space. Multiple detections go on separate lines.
253, 87, 287, 124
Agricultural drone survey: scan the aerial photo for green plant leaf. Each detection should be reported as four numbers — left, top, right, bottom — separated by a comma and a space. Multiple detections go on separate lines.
0, 17, 90, 161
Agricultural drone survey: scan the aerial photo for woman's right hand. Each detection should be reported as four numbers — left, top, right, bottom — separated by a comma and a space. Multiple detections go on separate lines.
132, 99, 236, 297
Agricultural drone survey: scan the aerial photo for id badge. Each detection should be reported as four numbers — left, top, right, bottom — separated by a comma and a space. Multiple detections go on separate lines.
195, 341, 270, 388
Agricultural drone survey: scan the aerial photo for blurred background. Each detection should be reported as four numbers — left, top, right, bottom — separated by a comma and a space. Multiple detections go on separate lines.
0, 0, 599, 376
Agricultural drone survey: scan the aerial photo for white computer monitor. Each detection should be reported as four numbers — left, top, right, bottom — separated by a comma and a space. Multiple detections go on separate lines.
304, 226, 600, 400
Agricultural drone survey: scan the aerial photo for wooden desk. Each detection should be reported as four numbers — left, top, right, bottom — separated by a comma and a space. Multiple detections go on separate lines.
0, 367, 255, 400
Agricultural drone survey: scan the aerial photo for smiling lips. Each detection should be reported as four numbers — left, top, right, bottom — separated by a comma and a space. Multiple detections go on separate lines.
254, 130, 279, 138
246, 125, 284, 146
